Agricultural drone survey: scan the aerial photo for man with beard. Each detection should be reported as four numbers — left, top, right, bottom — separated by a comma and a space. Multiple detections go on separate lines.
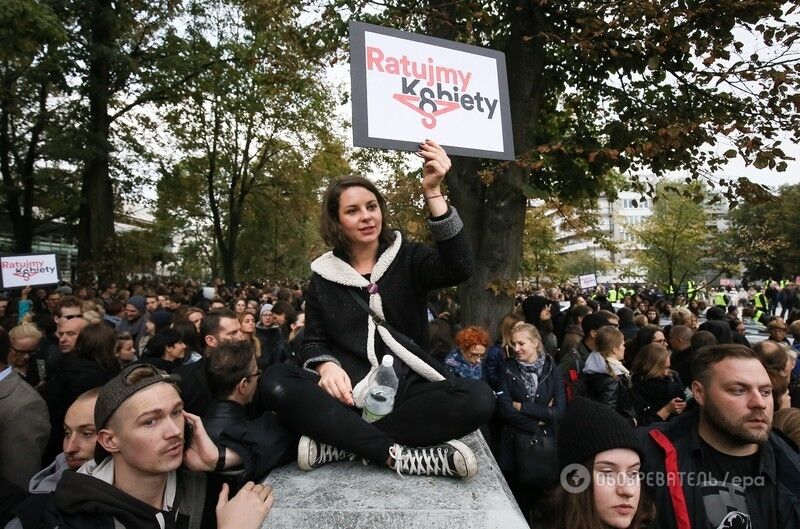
636, 344, 800, 529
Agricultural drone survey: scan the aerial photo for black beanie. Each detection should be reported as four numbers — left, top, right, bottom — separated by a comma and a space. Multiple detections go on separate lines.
558, 397, 644, 469
522, 295, 550, 326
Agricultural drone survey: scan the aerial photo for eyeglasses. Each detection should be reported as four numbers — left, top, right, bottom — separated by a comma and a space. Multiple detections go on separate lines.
244, 370, 262, 380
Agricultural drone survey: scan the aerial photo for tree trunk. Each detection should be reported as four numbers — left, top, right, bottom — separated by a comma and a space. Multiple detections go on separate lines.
78, 0, 115, 280
432, 1, 547, 335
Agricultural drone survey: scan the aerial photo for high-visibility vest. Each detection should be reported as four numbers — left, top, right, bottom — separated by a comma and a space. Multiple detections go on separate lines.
714, 292, 728, 306
687, 280, 696, 297
754, 309, 765, 324
608, 289, 618, 302
666, 285, 674, 295
781, 279, 789, 288
754, 292, 767, 309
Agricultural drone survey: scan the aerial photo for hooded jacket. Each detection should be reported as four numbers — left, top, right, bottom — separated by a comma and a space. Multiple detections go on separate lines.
30, 457, 206, 529
298, 208, 471, 406
7, 454, 70, 529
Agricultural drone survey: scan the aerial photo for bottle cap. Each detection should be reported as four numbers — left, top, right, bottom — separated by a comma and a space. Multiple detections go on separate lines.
381, 355, 394, 367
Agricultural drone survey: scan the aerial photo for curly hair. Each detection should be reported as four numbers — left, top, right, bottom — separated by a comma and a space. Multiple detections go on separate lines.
455, 326, 490, 353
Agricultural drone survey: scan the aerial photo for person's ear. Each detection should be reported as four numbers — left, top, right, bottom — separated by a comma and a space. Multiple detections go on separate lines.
205, 335, 217, 349
97, 428, 121, 454
691, 380, 704, 406
237, 379, 249, 396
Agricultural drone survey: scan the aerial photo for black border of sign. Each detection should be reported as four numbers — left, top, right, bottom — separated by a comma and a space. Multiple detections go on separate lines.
0, 251, 61, 289
349, 20, 515, 161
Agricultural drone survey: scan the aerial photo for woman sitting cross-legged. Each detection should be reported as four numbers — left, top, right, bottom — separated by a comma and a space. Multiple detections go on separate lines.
260, 141, 494, 479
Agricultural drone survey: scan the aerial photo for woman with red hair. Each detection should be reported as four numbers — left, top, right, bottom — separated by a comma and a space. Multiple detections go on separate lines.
444, 326, 491, 380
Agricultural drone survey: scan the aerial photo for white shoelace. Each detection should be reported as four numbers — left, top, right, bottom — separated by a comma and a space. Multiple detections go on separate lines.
316, 443, 354, 465
389, 444, 454, 477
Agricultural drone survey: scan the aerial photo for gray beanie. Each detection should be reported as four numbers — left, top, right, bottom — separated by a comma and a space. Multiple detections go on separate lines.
127, 295, 147, 314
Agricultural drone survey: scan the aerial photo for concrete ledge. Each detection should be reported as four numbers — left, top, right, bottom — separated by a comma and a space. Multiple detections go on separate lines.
263, 432, 529, 529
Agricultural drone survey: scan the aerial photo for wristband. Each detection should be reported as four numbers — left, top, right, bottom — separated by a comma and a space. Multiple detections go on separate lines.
214, 443, 226, 472
424, 193, 443, 200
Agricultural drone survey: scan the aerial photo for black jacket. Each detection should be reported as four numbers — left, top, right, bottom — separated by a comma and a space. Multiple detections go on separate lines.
255, 325, 288, 368
631, 372, 684, 426
299, 214, 472, 385
175, 358, 212, 416
202, 399, 297, 482
636, 408, 800, 529
581, 354, 638, 425
35, 469, 207, 529
495, 355, 565, 476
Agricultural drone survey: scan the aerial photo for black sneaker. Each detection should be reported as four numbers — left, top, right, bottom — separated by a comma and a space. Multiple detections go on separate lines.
389, 439, 477, 479
297, 436, 356, 470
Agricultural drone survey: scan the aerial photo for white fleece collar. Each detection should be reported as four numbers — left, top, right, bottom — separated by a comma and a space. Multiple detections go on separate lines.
311, 231, 444, 408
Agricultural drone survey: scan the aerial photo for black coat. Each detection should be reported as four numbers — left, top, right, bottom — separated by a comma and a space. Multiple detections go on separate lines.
581, 369, 639, 425
299, 222, 472, 385
495, 355, 565, 476
632, 372, 685, 426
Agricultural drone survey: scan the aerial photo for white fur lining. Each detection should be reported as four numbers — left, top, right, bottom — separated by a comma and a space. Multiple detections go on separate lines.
310, 231, 445, 408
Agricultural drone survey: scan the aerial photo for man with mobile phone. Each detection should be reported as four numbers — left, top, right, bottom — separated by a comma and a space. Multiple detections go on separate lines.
36, 364, 274, 529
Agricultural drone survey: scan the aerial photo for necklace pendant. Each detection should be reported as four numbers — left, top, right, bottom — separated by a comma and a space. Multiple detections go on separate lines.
367, 283, 379, 294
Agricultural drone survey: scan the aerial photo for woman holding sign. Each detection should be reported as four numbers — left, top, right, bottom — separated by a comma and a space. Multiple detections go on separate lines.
261, 140, 494, 479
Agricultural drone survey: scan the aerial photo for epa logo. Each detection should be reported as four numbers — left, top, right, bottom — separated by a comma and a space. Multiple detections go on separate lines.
561, 463, 591, 494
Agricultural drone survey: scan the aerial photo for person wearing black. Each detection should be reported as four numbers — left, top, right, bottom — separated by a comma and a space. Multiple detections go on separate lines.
175, 309, 245, 416
630, 343, 686, 426
495, 323, 564, 520
581, 326, 640, 425
203, 341, 296, 481
138, 327, 187, 373
637, 344, 800, 529
261, 141, 494, 479
668, 324, 695, 386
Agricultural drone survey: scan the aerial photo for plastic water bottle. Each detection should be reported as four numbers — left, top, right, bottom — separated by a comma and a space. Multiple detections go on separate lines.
362, 355, 399, 423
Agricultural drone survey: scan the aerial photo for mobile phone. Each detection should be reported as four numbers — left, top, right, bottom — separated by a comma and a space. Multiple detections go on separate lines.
683, 387, 695, 402
184, 422, 194, 449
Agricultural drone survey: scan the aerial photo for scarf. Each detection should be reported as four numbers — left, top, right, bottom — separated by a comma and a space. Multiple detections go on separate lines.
310, 231, 444, 408
607, 356, 630, 378
517, 354, 546, 397
444, 349, 483, 380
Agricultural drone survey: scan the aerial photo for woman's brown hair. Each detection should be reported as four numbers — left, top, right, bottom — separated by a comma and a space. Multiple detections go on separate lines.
320, 176, 396, 253
631, 343, 671, 380
74, 323, 119, 372
541, 456, 655, 529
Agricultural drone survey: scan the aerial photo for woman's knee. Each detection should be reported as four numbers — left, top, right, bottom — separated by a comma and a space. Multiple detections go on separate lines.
258, 363, 305, 406
456, 379, 496, 422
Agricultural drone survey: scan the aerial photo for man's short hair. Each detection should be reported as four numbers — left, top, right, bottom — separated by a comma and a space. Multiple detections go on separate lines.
568, 304, 593, 324
670, 324, 694, 344
206, 341, 255, 399
581, 312, 612, 336
56, 296, 83, 317
690, 330, 717, 352
200, 308, 237, 342
691, 343, 759, 385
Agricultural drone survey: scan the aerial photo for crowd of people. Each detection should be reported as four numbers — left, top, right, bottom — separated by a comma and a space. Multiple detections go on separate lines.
1, 142, 799, 529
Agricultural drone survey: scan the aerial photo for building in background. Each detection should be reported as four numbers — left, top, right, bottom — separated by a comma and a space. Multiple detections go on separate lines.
546, 189, 729, 285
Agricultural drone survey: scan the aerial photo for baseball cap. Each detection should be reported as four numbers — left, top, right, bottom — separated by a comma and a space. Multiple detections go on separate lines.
94, 364, 181, 461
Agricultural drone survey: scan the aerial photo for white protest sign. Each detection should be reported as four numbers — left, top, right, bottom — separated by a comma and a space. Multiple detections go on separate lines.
1, 253, 60, 289
579, 274, 598, 289
350, 21, 514, 160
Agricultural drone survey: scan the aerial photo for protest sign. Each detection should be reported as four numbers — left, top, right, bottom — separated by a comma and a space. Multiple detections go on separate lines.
1, 253, 60, 289
350, 21, 514, 160
579, 274, 598, 290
